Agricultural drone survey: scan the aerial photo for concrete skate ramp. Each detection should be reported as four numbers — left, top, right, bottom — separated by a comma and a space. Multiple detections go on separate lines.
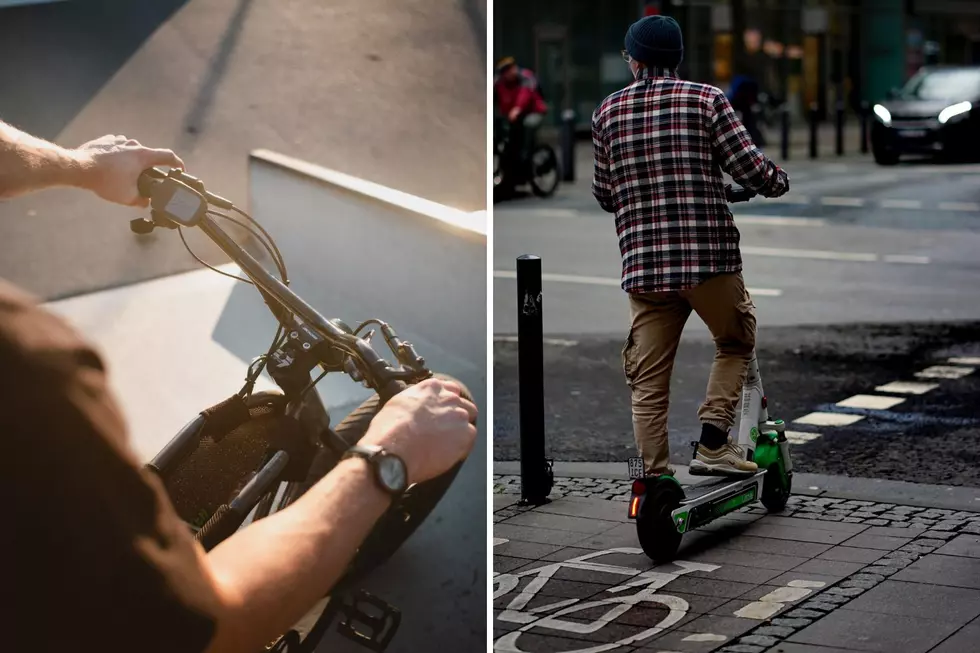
46, 152, 487, 651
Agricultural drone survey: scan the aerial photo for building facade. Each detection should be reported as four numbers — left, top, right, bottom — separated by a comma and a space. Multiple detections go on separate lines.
494, 0, 980, 130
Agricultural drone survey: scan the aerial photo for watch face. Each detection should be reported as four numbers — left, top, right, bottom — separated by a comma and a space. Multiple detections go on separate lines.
377, 454, 408, 493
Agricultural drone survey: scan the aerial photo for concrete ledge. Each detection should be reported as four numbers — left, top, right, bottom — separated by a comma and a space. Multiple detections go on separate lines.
250, 149, 486, 236
494, 460, 980, 512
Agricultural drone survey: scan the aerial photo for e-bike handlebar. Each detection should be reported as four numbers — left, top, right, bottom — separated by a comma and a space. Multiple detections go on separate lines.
136, 167, 419, 401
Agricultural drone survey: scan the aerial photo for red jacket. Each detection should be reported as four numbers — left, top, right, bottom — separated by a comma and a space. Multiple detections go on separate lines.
495, 68, 547, 116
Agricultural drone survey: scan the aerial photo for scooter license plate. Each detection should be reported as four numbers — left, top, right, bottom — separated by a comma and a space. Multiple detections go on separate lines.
627, 457, 644, 479
898, 129, 926, 138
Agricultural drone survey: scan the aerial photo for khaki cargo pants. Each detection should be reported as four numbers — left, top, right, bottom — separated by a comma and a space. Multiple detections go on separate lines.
622, 272, 757, 475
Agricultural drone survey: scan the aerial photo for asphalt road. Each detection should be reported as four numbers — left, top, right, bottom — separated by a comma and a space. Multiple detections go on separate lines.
493, 156, 980, 485
0, 0, 486, 300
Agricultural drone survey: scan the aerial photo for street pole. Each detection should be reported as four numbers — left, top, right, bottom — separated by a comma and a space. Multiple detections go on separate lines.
809, 103, 819, 159
860, 101, 869, 154
781, 105, 790, 161
835, 100, 845, 156
516, 255, 553, 505
560, 109, 576, 183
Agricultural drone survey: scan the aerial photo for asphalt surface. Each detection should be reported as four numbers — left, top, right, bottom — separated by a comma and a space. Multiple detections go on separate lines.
0, 0, 486, 300
493, 156, 980, 486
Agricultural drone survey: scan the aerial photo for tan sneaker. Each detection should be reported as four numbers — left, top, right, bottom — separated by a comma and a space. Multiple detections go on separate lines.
689, 440, 758, 476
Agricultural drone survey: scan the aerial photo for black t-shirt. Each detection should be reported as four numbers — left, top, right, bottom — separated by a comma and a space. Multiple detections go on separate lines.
0, 279, 219, 651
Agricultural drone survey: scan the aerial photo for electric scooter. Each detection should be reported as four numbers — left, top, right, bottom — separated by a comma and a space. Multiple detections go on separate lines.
626, 184, 793, 563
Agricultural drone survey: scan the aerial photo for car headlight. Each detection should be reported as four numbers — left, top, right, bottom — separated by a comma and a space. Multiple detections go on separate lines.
873, 104, 892, 126
938, 101, 972, 124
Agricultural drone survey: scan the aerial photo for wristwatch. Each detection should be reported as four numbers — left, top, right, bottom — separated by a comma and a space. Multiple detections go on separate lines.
342, 445, 409, 496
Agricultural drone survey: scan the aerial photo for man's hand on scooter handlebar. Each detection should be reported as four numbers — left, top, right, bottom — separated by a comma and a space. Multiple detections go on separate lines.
725, 183, 757, 203
357, 378, 478, 486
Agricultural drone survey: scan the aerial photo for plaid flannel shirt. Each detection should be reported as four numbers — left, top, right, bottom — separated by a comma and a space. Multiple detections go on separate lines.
592, 67, 789, 294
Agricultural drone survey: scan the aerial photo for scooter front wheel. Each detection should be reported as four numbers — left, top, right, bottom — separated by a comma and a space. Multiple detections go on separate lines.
761, 460, 791, 513
636, 479, 684, 563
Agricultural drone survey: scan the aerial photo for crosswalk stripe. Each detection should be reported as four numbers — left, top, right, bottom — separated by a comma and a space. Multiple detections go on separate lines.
915, 365, 974, 379
793, 412, 865, 427
836, 394, 906, 410
938, 202, 980, 212
875, 381, 938, 395
821, 196, 865, 207
880, 199, 923, 209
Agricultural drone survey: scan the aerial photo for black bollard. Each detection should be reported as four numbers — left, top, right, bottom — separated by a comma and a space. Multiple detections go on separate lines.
809, 103, 819, 159
835, 100, 845, 156
860, 101, 870, 154
560, 109, 576, 183
780, 105, 790, 160
516, 255, 553, 505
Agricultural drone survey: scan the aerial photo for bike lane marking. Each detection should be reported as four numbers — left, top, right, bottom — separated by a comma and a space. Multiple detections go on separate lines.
494, 548, 721, 653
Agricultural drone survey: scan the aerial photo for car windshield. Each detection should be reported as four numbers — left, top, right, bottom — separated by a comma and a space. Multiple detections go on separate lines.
900, 69, 980, 101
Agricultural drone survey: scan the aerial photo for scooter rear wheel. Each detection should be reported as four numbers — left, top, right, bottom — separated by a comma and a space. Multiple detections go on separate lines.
636, 480, 684, 563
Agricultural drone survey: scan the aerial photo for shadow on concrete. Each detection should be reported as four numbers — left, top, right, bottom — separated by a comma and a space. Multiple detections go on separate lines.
0, 0, 190, 138
176, 0, 256, 152
460, 0, 486, 65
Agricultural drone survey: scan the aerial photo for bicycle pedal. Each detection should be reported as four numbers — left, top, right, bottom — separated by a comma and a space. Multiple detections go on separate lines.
336, 589, 401, 652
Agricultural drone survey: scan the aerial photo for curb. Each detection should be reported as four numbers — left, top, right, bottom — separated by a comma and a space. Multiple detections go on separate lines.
493, 460, 980, 513
249, 148, 487, 237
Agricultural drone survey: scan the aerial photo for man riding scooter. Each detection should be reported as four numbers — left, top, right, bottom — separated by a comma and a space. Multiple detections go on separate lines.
494, 57, 547, 192
591, 15, 790, 478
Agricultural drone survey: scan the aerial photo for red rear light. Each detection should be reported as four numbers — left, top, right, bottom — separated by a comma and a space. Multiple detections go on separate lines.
762, 395, 768, 409
631, 479, 645, 495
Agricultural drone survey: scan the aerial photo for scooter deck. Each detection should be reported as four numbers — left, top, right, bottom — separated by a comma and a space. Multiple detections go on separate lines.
681, 470, 766, 504
671, 470, 767, 533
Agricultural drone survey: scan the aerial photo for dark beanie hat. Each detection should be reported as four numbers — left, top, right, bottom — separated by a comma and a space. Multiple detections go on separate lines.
625, 15, 684, 68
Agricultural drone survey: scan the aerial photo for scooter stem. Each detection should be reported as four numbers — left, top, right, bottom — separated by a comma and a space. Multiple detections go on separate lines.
736, 350, 767, 455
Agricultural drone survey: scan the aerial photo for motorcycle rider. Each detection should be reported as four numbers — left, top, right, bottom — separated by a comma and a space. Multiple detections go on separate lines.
494, 56, 547, 188
0, 120, 478, 653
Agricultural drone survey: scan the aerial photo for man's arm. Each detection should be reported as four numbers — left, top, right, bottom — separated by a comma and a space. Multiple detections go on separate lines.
201, 377, 477, 652
0, 119, 183, 206
592, 110, 616, 213
709, 91, 789, 198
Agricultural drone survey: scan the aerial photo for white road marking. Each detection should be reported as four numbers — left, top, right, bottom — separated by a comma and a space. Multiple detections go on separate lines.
763, 195, 811, 204
785, 431, 822, 444
733, 579, 827, 620
734, 214, 826, 226
938, 202, 980, 212
883, 254, 931, 264
682, 634, 726, 642
492, 270, 783, 297
821, 196, 866, 207
794, 412, 865, 427
493, 538, 509, 547
915, 365, 974, 379
875, 381, 939, 395
789, 580, 829, 588
948, 356, 980, 366
836, 394, 906, 410
494, 335, 579, 347
880, 199, 923, 209
740, 246, 877, 263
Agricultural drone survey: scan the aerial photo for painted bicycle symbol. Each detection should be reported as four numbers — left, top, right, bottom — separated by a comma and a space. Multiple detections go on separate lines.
493, 547, 720, 653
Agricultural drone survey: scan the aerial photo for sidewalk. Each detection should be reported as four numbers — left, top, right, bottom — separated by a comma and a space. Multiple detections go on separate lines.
493, 467, 980, 653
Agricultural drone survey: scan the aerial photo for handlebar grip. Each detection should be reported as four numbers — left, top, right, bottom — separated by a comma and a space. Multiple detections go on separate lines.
726, 184, 757, 203
137, 167, 166, 199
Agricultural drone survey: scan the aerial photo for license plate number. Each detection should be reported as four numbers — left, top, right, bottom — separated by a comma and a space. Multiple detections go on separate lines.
899, 129, 926, 138
627, 457, 644, 479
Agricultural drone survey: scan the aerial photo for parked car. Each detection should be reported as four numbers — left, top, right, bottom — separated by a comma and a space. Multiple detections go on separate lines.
871, 65, 980, 165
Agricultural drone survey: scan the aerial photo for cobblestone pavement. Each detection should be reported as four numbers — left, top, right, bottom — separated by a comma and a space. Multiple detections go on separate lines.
493, 478, 980, 653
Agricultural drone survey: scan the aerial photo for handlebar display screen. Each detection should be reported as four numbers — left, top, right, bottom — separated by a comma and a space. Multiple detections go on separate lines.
165, 186, 204, 226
